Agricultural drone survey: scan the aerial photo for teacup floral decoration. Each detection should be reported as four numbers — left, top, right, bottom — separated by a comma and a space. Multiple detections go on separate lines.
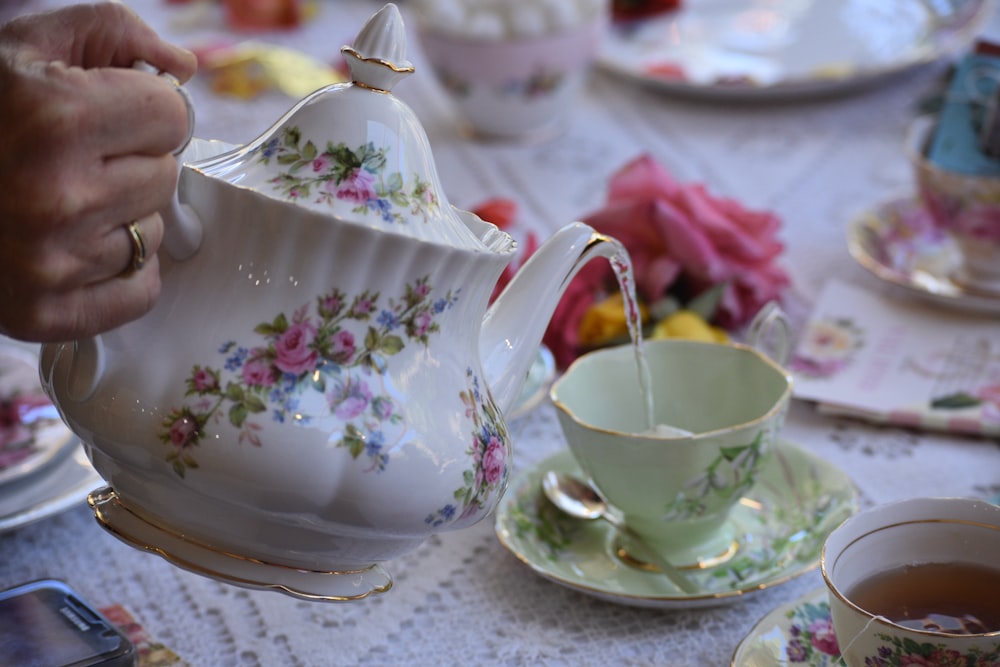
478, 154, 791, 369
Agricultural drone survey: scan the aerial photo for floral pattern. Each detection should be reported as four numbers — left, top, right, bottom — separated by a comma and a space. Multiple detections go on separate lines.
661, 431, 765, 521
784, 599, 841, 665
863, 633, 1000, 667
790, 316, 865, 379
258, 126, 439, 224
158, 276, 458, 477
425, 369, 510, 527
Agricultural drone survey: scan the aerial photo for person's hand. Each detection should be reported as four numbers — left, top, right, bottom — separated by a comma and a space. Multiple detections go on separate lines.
0, 2, 197, 343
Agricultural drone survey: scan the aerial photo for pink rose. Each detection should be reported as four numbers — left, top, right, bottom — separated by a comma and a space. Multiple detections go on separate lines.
312, 155, 331, 173
807, 619, 839, 656
274, 322, 318, 375
168, 416, 199, 449
543, 154, 790, 368
242, 354, 277, 387
482, 436, 505, 486
330, 377, 372, 420
334, 168, 376, 204
330, 329, 356, 365
413, 311, 433, 338
192, 368, 218, 392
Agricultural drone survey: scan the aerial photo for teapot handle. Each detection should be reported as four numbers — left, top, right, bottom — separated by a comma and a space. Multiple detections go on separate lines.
136, 62, 203, 260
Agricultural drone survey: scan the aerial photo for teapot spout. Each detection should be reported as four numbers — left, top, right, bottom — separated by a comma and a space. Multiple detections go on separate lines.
482, 222, 623, 415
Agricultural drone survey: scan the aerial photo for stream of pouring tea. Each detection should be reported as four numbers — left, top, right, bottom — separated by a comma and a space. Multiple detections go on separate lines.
608, 245, 655, 431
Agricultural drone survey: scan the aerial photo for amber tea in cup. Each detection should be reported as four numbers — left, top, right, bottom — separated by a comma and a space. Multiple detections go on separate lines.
846, 561, 1000, 635
822, 497, 1000, 667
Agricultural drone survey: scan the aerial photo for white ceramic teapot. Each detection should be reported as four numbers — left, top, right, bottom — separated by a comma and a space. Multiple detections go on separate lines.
39, 4, 623, 601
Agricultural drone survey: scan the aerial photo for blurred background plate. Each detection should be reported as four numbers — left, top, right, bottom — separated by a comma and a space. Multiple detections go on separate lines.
0, 339, 78, 488
598, 0, 990, 101
0, 443, 100, 533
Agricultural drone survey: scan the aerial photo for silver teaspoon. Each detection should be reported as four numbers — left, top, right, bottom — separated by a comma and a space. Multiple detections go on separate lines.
541, 470, 699, 595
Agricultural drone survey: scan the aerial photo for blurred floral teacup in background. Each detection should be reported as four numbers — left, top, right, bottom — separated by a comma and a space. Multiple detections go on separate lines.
411, 0, 607, 142
908, 115, 1000, 293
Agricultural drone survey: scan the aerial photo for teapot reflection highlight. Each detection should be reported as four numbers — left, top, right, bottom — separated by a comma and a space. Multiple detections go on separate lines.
39, 3, 626, 601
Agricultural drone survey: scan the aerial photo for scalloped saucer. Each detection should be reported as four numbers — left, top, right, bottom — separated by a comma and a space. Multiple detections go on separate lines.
847, 196, 1000, 315
731, 588, 841, 666
494, 441, 858, 609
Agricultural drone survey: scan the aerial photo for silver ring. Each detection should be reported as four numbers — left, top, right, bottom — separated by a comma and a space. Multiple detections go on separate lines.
124, 221, 147, 275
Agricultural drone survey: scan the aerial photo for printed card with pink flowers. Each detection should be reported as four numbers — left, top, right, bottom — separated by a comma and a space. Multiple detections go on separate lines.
790, 280, 1000, 437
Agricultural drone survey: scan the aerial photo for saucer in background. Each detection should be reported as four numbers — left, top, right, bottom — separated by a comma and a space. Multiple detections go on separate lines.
847, 196, 1000, 315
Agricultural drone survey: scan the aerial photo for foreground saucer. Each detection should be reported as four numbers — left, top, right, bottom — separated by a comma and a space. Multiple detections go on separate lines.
731, 588, 839, 666
847, 196, 1000, 315
89, 488, 393, 602
494, 441, 857, 609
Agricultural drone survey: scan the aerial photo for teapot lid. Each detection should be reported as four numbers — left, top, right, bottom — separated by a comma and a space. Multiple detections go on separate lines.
190, 3, 496, 252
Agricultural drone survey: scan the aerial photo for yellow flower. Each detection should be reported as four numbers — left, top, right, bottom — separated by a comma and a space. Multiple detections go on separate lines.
651, 310, 728, 343
577, 293, 649, 348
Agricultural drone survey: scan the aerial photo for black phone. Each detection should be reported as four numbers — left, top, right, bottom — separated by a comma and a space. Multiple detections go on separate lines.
0, 579, 136, 667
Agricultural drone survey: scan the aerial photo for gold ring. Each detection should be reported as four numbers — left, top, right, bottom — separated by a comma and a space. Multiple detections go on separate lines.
125, 221, 147, 275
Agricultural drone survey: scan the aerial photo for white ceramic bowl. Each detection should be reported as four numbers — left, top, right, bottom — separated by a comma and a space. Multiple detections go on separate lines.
414, 9, 605, 141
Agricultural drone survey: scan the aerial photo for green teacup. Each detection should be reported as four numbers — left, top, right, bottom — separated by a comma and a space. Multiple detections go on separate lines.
550, 336, 793, 569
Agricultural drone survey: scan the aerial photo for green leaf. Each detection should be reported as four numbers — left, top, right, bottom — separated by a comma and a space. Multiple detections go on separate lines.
931, 392, 982, 409
649, 296, 681, 321
302, 141, 318, 161
385, 171, 403, 194
229, 403, 248, 428
225, 383, 245, 401
343, 424, 365, 458
277, 153, 300, 165
719, 445, 748, 461
365, 326, 380, 351
688, 282, 726, 321
380, 335, 404, 355
244, 395, 267, 414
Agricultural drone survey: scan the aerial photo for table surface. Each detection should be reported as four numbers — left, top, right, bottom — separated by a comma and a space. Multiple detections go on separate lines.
2, 1, 999, 665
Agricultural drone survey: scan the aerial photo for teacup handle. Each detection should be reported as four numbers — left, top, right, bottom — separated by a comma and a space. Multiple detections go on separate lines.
745, 302, 790, 366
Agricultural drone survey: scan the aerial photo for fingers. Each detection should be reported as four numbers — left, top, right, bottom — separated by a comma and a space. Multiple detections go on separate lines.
0, 216, 164, 344
76, 65, 195, 159
2, 256, 163, 344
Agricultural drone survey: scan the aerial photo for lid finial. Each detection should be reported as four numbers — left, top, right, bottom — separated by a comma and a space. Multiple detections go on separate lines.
342, 3, 414, 92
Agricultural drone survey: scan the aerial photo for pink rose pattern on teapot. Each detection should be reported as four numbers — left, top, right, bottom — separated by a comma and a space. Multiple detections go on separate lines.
425, 369, 510, 528
159, 276, 460, 476
259, 126, 439, 224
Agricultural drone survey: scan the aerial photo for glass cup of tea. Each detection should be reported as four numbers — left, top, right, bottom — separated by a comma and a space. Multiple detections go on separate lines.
822, 497, 1000, 667
549, 307, 792, 569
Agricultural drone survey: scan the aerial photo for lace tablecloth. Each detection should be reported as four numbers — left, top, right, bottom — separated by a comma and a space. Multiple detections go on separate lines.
2, 1, 999, 665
